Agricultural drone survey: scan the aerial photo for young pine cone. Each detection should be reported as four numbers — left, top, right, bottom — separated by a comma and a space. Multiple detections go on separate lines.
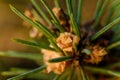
84, 45, 107, 64
41, 49, 67, 74
57, 32, 80, 54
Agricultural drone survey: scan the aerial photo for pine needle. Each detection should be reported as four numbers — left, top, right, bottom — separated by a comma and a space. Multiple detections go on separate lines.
48, 56, 73, 63
66, 0, 80, 36
79, 64, 89, 80
48, 39, 65, 55
106, 0, 120, 25
93, 0, 102, 20
53, 75, 59, 80
92, 0, 109, 29
106, 62, 120, 68
31, 9, 42, 21
0, 51, 43, 61
13, 38, 54, 50
91, 16, 120, 41
77, 0, 82, 25
85, 66, 120, 77
54, 0, 60, 8
7, 65, 46, 80
31, 0, 51, 24
10, 5, 55, 41
40, 0, 65, 32
71, 0, 77, 19
106, 41, 120, 50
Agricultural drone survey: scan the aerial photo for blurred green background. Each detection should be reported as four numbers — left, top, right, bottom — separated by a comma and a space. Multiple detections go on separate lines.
0, 0, 36, 69
0, 0, 29, 51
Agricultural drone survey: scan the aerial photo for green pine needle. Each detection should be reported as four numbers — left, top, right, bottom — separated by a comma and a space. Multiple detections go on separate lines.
79, 64, 89, 80
0, 51, 43, 61
106, 41, 120, 50
1, 68, 28, 76
67, 67, 74, 80
40, 0, 65, 32
3, 68, 54, 80
9, 5, 55, 41
91, 16, 120, 41
53, 75, 59, 80
77, 0, 82, 25
66, 0, 80, 36
57, 65, 73, 80
54, 0, 60, 8
31, 9, 42, 21
70, 14, 76, 27
112, 0, 120, 8
71, 0, 77, 19
73, 42, 78, 55
92, 0, 109, 29
106, 0, 120, 25
13, 38, 54, 50
35, 21, 56, 40
106, 62, 120, 68
105, 8, 114, 25
48, 39, 65, 56
48, 56, 73, 63
85, 66, 120, 77
7, 65, 46, 80
31, 0, 51, 24
93, 0, 102, 20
